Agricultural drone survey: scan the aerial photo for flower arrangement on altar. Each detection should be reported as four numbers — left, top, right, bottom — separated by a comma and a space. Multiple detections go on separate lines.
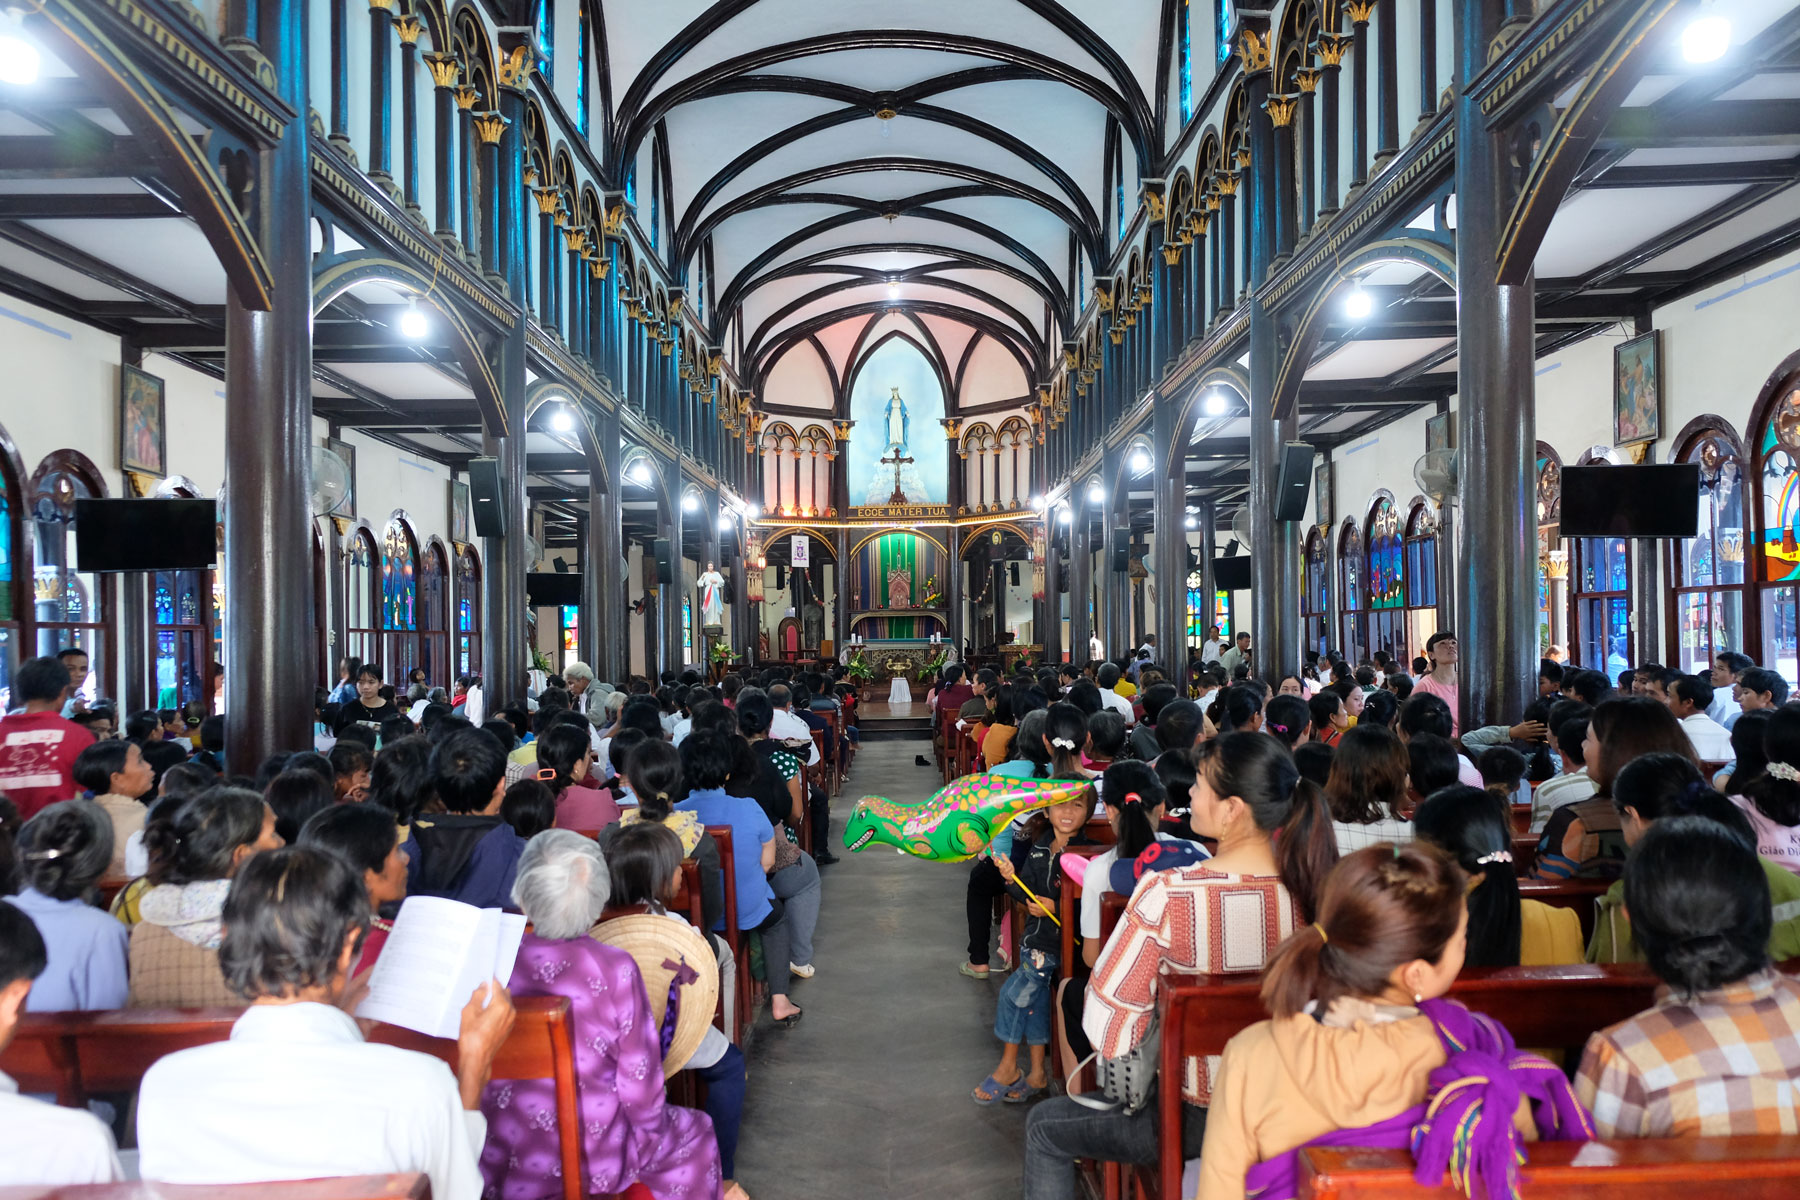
916, 646, 948, 683
845, 649, 875, 683
919, 574, 942, 607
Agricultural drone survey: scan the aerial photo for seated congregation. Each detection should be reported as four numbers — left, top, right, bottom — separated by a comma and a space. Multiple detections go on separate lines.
925, 644, 1800, 1198
0, 650, 857, 1200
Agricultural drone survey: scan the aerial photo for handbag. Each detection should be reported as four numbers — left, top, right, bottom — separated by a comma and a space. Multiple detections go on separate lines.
1069, 1009, 1160, 1115
770, 823, 802, 871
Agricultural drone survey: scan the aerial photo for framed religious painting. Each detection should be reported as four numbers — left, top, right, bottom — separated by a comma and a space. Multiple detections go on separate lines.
120, 364, 166, 477
449, 479, 471, 545
1425, 411, 1456, 453
1614, 330, 1661, 447
1314, 460, 1332, 529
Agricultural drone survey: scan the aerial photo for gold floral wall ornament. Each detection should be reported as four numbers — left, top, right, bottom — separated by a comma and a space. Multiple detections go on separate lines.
1295, 66, 1322, 94
1238, 28, 1272, 74
394, 15, 422, 45
1063, 347, 1081, 370
832, 419, 853, 439
497, 44, 532, 89
1142, 184, 1166, 222
603, 204, 627, 237
1345, 1, 1377, 24
470, 111, 510, 144
1094, 281, 1112, 311
453, 82, 480, 111
667, 296, 684, 321
1314, 34, 1351, 66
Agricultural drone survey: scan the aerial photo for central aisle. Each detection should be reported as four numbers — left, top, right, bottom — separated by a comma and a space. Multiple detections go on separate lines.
733, 739, 1028, 1199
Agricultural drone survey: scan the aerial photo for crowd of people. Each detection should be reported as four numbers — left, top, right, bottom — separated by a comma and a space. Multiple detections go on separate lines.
0, 650, 861, 1200
928, 633, 1800, 1199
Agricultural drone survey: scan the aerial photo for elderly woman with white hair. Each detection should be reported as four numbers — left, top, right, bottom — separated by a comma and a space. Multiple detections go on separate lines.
560, 662, 613, 723
479, 830, 721, 1200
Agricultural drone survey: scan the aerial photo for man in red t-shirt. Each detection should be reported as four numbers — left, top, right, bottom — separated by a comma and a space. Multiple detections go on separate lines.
0, 654, 94, 819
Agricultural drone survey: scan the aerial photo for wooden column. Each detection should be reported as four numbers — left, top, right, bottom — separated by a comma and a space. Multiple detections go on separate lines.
1453, 0, 1537, 730
423, 54, 459, 240
1348, 4, 1372, 188
1375, 0, 1399, 162
1069, 510, 1093, 665
1265, 93, 1299, 257
1316, 36, 1347, 215
366, 0, 394, 182
225, 0, 316, 764
396, 16, 421, 209
1296, 67, 1321, 233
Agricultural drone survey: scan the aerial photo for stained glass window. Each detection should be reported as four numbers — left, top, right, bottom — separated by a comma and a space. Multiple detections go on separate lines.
1303, 528, 1329, 657
575, 2, 589, 136
1670, 432, 1745, 675
346, 528, 380, 668
1573, 461, 1633, 677
1179, 0, 1194, 122
562, 605, 579, 673
1338, 520, 1363, 660
458, 546, 482, 677
383, 521, 417, 632
533, 0, 552, 80
0, 491, 10, 623
1216, 0, 1236, 66
1758, 393, 1800, 681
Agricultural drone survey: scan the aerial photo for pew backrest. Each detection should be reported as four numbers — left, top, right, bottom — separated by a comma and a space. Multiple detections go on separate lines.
0, 1174, 432, 1200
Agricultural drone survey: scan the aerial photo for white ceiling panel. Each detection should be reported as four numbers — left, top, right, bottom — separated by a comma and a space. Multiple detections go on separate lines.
0, 240, 137, 302
746, 48, 1001, 89
1632, 185, 1800, 274
1618, 145, 1799, 167
23, 217, 227, 305
1533, 185, 1745, 278
1305, 337, 1456, 382
329, 362, 475, 401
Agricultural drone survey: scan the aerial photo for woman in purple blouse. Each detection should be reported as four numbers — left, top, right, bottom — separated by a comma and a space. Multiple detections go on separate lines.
479, 830, 721, 1200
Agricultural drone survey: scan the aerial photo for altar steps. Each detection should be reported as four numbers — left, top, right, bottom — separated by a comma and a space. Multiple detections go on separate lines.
856, 700, 935, 742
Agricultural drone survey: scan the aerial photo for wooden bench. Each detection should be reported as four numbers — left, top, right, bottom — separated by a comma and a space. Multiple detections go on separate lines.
1297, 1135, 1800, 1198
2, 997, 600, 1200
1136, 964, 1724, 1200
703, 824, 749, 1043
0, 1176, 431, 1200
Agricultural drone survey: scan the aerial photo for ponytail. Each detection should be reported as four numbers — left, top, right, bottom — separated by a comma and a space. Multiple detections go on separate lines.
1413, 785, 1521, 968
1103, 760, 1166, 860
625, 739, 682, 822
1042, 703, 1088, 778
535, 724, 592, 798
1260, 841, 1466, 1018
1273, 779, 1336, 923
1196, 733, 1339, 923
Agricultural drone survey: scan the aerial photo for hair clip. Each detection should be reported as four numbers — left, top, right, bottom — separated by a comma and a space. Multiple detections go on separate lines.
1312, 922, 1328, 945
1267, 722, 1287, 734
1122, 791, 1142, 806
535, 767, 557, 782
1769, 762, 1800, 783
1474, 850, 1513, 865
655, 791, 670, 801
23, 849, 62, 861
1051, 736, 1077, 750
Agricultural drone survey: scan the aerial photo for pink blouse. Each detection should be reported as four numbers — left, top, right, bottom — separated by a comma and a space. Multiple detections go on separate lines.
553, 783, 622, 833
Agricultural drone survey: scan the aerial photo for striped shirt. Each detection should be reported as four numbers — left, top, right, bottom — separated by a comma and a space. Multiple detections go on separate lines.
1083, 866, 1298, 1104
1575, 968, 1800, 1138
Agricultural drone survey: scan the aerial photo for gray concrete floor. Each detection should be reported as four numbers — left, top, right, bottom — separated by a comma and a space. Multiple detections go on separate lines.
733, 739, 1027, 1200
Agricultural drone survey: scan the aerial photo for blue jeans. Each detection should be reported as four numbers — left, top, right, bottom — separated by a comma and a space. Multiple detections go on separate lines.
769, 854, 820, 965
1023, 1092, 1208, 1200
695, 1042, 746, 1179
993, 950, 1056, 1046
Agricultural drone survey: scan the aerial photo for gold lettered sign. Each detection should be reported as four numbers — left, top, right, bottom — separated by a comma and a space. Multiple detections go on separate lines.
850, 503, 952, 521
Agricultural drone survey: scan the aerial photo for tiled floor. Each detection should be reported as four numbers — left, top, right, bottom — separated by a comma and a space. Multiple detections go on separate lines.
733, 739, 1027, 1199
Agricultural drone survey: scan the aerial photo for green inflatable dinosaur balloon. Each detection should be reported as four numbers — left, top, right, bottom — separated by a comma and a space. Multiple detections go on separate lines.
844, 774, 1096, 862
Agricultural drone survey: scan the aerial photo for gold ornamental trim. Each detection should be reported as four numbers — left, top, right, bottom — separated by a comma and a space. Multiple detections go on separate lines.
423, 52, 460, 88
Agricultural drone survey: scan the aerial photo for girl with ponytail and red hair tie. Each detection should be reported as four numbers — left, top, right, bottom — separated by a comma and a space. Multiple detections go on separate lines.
1196, 842, 1593, 1200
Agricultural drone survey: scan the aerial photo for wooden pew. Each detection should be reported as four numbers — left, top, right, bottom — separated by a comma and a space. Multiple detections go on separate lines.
1140, 964, 1683, 1200
703, 824, 748, 1043
0, 1176, 431, 1200
1518, 876, 1610, 942
2, 998, 600, 1200
1297, 1135, 1800, 1198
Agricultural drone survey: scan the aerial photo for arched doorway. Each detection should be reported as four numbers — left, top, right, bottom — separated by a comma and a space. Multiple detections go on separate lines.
381, 515, 421, 684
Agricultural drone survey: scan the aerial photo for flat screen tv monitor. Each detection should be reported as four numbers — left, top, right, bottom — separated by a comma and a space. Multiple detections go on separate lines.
1213, 555, 1253, 591
74, 498, 216, 572
1559, 464, 1700, 539
526, 572, 583, 608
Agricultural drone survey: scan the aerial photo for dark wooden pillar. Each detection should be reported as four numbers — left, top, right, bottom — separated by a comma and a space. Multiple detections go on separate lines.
1375, 0, 1399, 162
945, 418, 966, 652
1069, 506, 1093, 666
1419, 0, 1440, 124
533, 188, 557, 318
366, 0, 394, 182
424, 54, 458, 240
396, 15, 421, 209
225, 0, 315, 765
1317, 36, 1347, 215
454, 85, 478, 257
1348, 4, 1372, 188
1152, 394, 1187, 673
1266, 93, 1299, 257
1453, 0, 1537, 730
661, 470, 685, 673
328, 0, 349, 149
1040, 516, 1063, 665
1218, 174, 1238, 314
597, 407, 626, 682
1247, 26, 1301, 679
481, 60, 529, 709
1296, 68, 1320, 233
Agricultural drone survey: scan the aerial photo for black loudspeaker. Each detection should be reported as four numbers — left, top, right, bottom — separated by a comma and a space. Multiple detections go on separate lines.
468, 457, 505, 538
723, 580, 736, 605
1111, 527, 1131, 572
1009, 561, 1020, 587
653, 538, 674, 584
552, 556, 570, 574
1274, 442, 1314, 522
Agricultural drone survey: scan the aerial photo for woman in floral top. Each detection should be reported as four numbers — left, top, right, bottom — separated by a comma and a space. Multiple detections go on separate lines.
480, 830, 720, 1200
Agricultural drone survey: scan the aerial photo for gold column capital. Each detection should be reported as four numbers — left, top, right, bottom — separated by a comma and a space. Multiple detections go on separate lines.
1263, 93, 1299, 128
423, 53, 461, 89
1345, 1, 1377, 25
394, 15, 422, 45
1215, 170, 1240, 197
1295, 66, 1322, 94
497, 44, 533, 90
1237, 29, 1271, 75
532, 185, 562, 216
471, 110, 510, 145
1314, 34, 1351, 65
1161, 243, 1183, 266
453, 82, 481, 111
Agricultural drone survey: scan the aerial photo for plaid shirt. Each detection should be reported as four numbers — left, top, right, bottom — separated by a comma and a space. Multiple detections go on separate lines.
1575, 968, 1800, 1138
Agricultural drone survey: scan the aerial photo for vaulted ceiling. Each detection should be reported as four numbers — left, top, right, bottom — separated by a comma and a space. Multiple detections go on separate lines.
590, 0, 1179, 403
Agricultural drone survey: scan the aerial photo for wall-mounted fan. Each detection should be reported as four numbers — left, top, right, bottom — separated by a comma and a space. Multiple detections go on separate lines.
311, 443, 351, 518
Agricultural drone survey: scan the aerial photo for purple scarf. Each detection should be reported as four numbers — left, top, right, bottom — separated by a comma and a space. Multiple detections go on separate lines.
1242, 998, 1595, 1200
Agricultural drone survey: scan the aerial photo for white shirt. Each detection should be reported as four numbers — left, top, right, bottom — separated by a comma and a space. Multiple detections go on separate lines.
1199, 638, 1222, 664
0, 1069, 121, 1186
769, 707, 822, 765
1530, 768, 1596, 832
671, 715, 693, 746
138, 1002, 487, 1200
463, 684, 484, 727
1680, 711, 1735, 761
1078, 833, 1186, 942
1332, 816, 1418, 856
1706, 688, 1734, 728
1100, 689, 1135, 726
1088, 635, 1105, 662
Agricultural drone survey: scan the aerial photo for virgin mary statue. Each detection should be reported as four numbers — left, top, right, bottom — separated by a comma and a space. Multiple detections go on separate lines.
862, 387, 929, 505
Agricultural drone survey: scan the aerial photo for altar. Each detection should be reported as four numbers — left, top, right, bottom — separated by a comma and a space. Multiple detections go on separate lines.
845, 635, 951, 702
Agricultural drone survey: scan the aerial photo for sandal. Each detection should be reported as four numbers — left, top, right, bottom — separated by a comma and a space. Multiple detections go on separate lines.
772, 1008, 803, 1028
1004, 1074, 1045, 1104
958, 961, 991, 980
972, 1072, 1013, 1106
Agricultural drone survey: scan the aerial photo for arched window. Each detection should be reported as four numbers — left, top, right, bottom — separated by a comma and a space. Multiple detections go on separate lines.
1537, 449, 1565, 656
1754, 376, 1800, 680
30, 453, 110, 704
147, 480, 218, 709
1303, 526, 1329, 657
1365, 496, 1404, 661
457, 545, 482, 677
382, 518, 420, 682
1404, 501, 1438, 662
1337, 518, 1364, 661
344, 527, 380, 670
1572, 451, 1633, 678
1668, 424, 1746, 674
420, 541, 450, 689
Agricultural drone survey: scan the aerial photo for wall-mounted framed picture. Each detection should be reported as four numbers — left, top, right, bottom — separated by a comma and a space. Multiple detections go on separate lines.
449, 479, 471, 545
1425, 411, 1456, 453
325, 436, 357, 516
120, 364, 166, 477
1314, 460, 1332, 529
1614, 330, 1661, 447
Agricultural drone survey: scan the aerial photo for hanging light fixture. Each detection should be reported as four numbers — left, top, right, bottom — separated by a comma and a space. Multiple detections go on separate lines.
1343, 284, 1374, 321
1681, 5, 1731, 62
399, 299, 430, 339
551, 404, 574, 432
1204, 389, 1229, 416
0, 10, 40, 87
